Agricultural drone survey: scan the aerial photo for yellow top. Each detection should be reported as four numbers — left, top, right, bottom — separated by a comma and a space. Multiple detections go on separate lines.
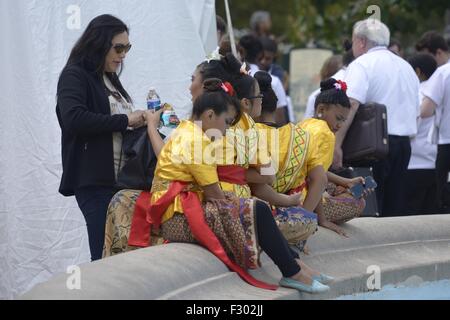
218, 113, 270, 198
256, 122, 322, 198
151, 120, 219, 223
300, 118, 335, 172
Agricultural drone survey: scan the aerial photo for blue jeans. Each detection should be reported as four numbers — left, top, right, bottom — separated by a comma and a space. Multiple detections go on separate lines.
75, 186, 116, 261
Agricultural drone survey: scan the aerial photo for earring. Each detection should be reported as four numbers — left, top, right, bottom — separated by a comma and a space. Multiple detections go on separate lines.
318, 113, 323, 118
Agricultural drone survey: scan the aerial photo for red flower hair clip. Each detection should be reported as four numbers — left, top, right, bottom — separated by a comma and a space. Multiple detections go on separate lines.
334, 80, 348, 92
221, 81, 236, 97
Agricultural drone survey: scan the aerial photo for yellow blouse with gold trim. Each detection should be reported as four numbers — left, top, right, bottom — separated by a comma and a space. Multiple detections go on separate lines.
217, 113, 270, 198
151, 120, 219, 223
299, 118, 335, 172
255, 122, 322, 198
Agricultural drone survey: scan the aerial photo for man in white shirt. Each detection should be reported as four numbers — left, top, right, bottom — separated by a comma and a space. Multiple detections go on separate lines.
418, 32, 450, 213
336, 19, 420, 216
406, 53, 438, 215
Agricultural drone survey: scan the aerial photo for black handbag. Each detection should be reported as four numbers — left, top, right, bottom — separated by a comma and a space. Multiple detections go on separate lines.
331, 166, 379, 217
342, 102, 389, 167
115, 127, 165, 190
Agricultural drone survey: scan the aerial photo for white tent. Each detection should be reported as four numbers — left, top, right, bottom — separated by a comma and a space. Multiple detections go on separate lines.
0, 0, 217, 299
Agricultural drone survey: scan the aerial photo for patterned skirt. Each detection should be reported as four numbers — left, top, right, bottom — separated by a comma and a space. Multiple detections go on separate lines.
103, 190, 166, 258
274, 206, 318, 252
161, 192, 260, 270
102, 190, 260, 270
322, 183, 366, 224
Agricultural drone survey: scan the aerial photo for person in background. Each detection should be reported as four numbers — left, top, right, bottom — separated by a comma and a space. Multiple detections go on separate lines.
388, 38, 403, 57
419, 33, 450, 214
249, 10, 273, 39
259, 37, 295, 123
259, 37, 286, 85
216, 15, 227, 46
304, 55, 343, 120
336, 19, 420, 217
420, 49, 450, 213
304, 40, 354, 121
406, 53, 438, 215
239, 34, 289, 126
416, 31, 450, 67
56, 15, 145, 261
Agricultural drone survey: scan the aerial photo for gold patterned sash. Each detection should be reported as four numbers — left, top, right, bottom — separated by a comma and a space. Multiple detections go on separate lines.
273, 125, 309, 194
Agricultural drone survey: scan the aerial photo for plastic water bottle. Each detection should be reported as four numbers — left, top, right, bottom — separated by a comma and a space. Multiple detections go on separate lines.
147, 87, 161, 111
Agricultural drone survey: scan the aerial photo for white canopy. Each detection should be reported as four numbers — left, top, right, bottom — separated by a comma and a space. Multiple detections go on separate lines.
0, 0, 217, 299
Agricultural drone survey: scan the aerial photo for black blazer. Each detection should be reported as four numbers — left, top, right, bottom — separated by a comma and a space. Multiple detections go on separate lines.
56, 62, 129, 196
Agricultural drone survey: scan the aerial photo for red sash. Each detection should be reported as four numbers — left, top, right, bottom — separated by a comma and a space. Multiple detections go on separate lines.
128, 166, 276, 290
129, 166, 246, 247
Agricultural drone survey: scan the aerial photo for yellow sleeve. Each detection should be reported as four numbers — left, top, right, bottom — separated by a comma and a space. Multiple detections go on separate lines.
312, 129, 335, 171
184, 133, 219, 187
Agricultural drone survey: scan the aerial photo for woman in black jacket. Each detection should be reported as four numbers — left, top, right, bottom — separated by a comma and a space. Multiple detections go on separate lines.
56, 14, 145, 261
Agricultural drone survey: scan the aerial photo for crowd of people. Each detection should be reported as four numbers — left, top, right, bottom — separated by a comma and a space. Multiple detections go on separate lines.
56, 12, 450, 294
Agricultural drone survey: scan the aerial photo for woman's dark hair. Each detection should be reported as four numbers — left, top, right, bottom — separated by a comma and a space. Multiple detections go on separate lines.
408, 53, 438, 80
314, 78, 351, 109
64, 14, 132, 102
192, 78, 241, 124
254, 71, 277, 114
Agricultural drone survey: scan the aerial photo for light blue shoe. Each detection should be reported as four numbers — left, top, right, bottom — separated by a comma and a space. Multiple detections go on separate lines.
312, 274, 335, 285
279, 277, 330, 294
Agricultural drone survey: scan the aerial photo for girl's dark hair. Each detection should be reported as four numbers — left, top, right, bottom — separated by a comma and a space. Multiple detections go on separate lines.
254, 71, 278, 114
314, 78, 351, 109
192, 78, 241, 124
64, 14, 132, 102
196, 53, 241, 83
408, 53, 438, 80
197, 53, 257, 102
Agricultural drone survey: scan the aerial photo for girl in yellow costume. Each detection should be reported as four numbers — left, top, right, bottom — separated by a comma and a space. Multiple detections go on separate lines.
300, 78, 368, 236
129, 79, 331, 294
254, 71, 322, 254
102, 53, 298, 258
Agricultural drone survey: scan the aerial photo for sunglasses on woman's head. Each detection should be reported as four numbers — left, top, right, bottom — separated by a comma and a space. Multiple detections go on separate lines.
113, 43, 132, 54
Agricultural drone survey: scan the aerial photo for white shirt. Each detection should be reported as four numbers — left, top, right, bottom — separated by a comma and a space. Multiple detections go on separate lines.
408, 80, 437, 169
344, 46, 419, 137
421, 61, 450, 145
103, 75, 134, 178
249, 63, 288, 109
304, 68, 347, 120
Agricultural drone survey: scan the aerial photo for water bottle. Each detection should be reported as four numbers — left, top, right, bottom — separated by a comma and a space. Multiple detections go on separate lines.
147, 87, 161, 111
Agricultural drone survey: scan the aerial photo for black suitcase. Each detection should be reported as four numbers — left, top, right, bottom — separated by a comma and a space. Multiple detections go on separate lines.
342, 102, 389, 167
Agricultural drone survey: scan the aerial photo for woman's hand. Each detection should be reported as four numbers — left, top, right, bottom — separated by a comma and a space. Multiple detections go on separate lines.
127, 110, 146, 128
318, 215, 348, 237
